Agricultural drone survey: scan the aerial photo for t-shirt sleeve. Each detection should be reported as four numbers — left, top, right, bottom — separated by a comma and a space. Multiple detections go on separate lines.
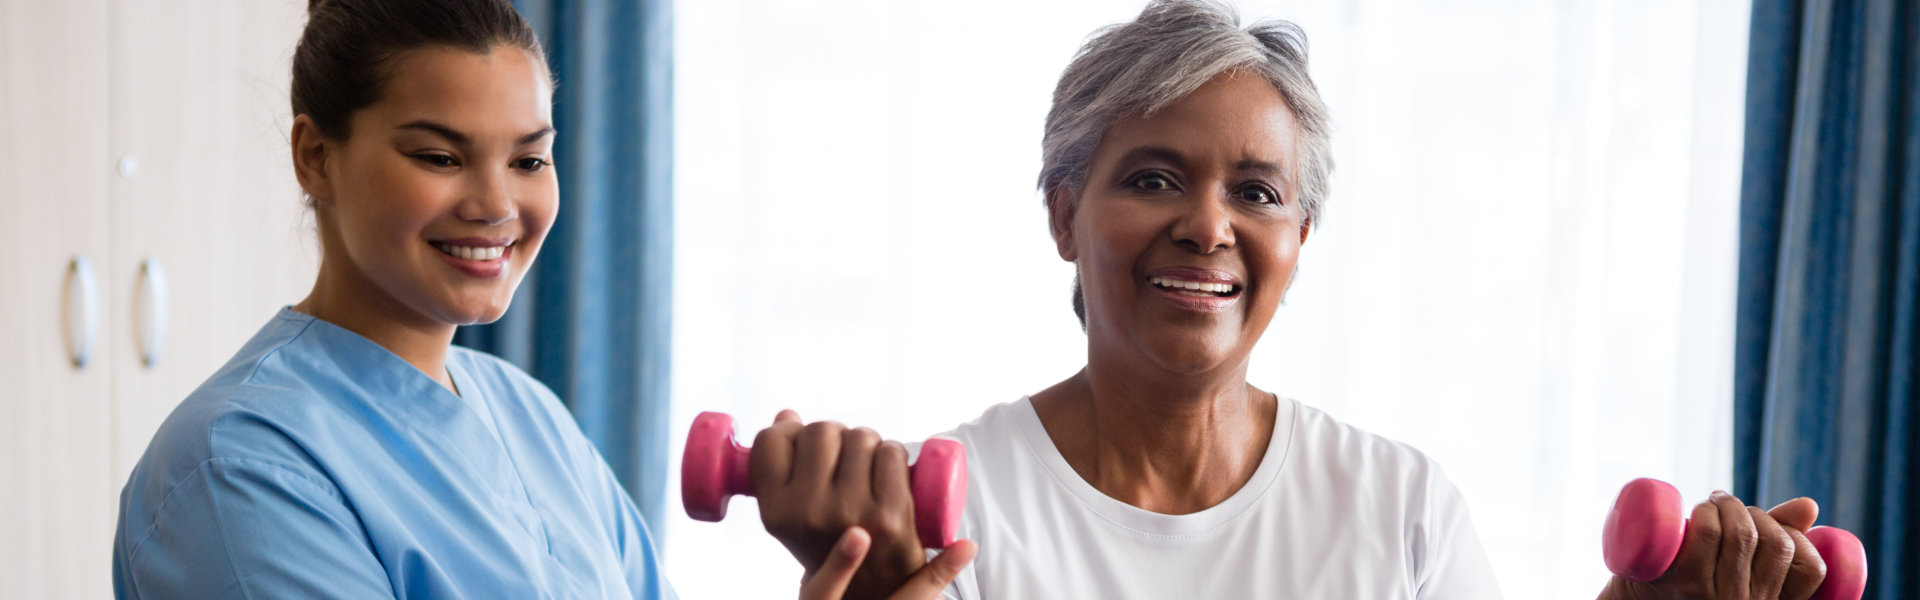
1415, 468, 1504, 599
113, 457, 395, 600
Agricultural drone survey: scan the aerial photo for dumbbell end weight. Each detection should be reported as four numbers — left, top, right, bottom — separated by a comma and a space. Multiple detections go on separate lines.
912, 438, 968, 549
1806, 526, 1867, 600
1604, 478, 1688, 582
683, 411, 753, 522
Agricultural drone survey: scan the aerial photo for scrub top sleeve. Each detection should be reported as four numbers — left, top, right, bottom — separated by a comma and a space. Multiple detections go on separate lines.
587, 447, 679, 600
116, 457, 396, 600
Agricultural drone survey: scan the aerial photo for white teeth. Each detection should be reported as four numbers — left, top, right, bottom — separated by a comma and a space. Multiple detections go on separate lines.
435, 243, 507, 261
1150, 276, 1237, 295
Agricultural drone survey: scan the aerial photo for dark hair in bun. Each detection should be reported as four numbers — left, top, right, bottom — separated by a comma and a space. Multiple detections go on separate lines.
293, 0, 547, 140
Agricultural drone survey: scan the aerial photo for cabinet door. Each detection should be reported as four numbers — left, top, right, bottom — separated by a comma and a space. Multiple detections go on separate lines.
0, 0, 115, 597
108, 0, 316, 485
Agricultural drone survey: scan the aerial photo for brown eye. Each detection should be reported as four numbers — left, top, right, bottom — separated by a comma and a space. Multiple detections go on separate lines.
414, 154, 458, 168
1238, 184, 1279, 205
1130, 172, 1176, 191
514, 157, 550, 172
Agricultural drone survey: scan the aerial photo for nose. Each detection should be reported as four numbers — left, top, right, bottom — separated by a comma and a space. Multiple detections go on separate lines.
1169, 187, 1235, 254
457, 166, 517, 226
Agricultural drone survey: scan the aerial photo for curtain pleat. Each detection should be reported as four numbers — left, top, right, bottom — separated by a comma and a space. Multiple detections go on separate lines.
1735, 0, 1919, 596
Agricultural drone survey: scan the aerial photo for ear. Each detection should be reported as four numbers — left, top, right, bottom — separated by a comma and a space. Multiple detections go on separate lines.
290, 115, 334, 205
1046, 185, 1079, 262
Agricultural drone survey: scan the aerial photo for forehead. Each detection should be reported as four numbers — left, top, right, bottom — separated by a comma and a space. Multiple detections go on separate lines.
1097, 71, 1300, 170
359, 45, 553, 134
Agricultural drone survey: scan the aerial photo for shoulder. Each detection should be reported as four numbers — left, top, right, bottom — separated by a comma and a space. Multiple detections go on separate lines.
448, 346, 567, 415
138, 312, 349, 475
1279, 399, 1480, 550
1286, 399, 1452, 488
938, 398, 1031, 447
445, 346, 603, 464
119, 313, 368, 544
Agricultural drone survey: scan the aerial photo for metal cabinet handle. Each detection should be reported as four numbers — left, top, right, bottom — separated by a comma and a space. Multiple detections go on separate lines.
136, 257, 169, 367
63, 255, 101, 368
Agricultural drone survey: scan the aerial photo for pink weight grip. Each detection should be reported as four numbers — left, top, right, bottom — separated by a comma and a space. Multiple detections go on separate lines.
1602, 478, 1868, 599
681, 411, 967, 549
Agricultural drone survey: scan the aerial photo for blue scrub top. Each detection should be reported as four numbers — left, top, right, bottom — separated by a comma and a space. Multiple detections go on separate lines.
113, 309, 677, 600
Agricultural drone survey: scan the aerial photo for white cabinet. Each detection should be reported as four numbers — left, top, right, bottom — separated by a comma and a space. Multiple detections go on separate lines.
0, 0, 314, 597
105, 0, 314, 489
0, 1, 115, 598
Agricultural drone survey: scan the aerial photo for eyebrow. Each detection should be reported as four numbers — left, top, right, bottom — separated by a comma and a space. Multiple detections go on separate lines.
396, 120, 555, 146
1118, 146, 1189, 169
1118, 146, 1293, 182
1235, 158, 1292, 184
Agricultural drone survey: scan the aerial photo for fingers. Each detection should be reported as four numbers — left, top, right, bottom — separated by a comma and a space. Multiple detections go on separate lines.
1665, 495, 1723, 595
795, 420, 848, 494
836, 427, 882, 500
752, 414, 806, 493
797, 527, 871, 600
1744, 506, 1797, 599
874, 441, 913, 509
1777, 524, 1827, 600
1711, 491, 1758, 597
886, 539, 977, 600
1767, 497, 1819, 533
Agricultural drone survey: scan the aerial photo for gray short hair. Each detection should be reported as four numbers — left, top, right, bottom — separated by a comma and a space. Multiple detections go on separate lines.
1039, 0, 1332, 226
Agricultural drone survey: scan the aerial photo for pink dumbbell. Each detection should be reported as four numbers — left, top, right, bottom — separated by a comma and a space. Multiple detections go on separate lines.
681, 411, 968, 549
1603, 478, 1868, 599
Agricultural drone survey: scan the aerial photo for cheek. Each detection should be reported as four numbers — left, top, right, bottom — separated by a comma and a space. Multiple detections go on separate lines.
343, 160, 447, 237
1078, 204, 1159, 268
1251, 230, 1304, 298
519, 181, 560, 246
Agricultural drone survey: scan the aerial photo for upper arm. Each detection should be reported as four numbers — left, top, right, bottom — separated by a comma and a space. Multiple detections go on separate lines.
578, 445, 677, 600
115, 458, 396, 600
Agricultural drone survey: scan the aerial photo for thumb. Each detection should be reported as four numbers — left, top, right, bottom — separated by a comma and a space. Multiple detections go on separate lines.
1768, 497, 1820, 532
887, 540, 977, 600
776, 409, 803, 425
798, 527, 871, 600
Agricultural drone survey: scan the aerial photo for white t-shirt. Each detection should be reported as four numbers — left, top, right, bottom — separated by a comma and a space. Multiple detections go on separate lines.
934, 396, 1502, 599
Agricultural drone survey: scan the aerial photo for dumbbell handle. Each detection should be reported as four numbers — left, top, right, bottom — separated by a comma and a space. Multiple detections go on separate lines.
682, 411, 966, 549
1603, 478, 1867, 600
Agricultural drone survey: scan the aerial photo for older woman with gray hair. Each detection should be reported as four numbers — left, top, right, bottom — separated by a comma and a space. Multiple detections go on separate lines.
751, 1, 1835, 598
934, 2, 1495, 595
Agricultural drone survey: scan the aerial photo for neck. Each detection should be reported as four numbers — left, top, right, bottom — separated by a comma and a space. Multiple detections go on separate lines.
293, 257, 458, 393
1033, 349, 1276, 515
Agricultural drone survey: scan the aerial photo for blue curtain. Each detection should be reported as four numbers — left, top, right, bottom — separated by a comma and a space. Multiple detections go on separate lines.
1735, 0, 1919, 596
455, 0, 675, 536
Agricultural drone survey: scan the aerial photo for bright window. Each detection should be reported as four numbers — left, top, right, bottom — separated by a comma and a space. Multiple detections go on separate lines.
668, 0, 1750, 596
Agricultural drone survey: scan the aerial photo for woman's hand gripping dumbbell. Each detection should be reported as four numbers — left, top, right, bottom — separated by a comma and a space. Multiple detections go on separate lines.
683, 411, 969, 599
1600, 478, 1868, 600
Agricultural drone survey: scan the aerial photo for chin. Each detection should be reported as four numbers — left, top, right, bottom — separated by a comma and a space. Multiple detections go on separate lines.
1143, 333, 1245, 375
440, 298, 513, 326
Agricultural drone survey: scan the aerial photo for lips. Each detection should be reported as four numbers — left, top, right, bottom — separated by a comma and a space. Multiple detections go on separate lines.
1146, 266, 1243, 311
429, 237, 515, 278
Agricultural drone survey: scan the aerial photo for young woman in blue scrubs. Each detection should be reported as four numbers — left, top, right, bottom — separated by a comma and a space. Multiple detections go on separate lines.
110, 1, 972, 598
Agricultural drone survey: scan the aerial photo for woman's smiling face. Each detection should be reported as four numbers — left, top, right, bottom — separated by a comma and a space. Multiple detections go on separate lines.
1055, 70, 1309, 375
301, 45, 557, 327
